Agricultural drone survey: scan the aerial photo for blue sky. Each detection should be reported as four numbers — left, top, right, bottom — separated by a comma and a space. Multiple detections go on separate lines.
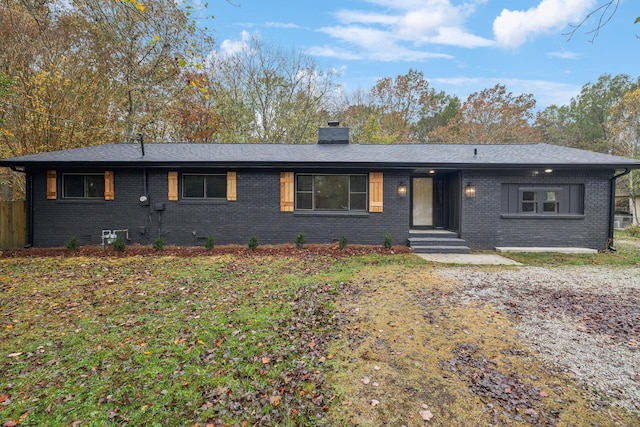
205, 0, 638, 110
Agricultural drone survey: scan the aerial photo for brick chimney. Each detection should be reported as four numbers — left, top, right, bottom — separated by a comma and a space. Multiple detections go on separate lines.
318, 121, 349, 144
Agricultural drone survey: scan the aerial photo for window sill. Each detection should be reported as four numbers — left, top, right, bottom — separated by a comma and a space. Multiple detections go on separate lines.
179, 199, 229, 205
57, 199, 108, 203
293, 211, 370, 218
501, 214, 585, 220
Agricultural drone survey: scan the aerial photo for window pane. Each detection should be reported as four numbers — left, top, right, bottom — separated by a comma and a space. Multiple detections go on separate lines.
351, 193, 367, 211
350, 175, 366, 192
205, 175, 226, 198
315, 175, 348, 210
184, 175, 204, 198
522, 191, 536, 201
297, 175, 312, 191
297, 193, 312, 210
545, 191, 558, 201
64, 175, 84, 198
543, 202, 558, 213
85, 175, 104, 198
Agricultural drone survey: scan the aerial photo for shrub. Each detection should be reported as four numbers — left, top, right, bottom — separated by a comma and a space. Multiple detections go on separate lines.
295, 231, 306, 249
152, 236, 165, 251
65, 236, 80, 251
204, 235, 215, 251
112, 236, 126, 252
338, 235, 348, 249
248, 235, 258, 251
383, 233, 393, 249
624, 224, 640, 237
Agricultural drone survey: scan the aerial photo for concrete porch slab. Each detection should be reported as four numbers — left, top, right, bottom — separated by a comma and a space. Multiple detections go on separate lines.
496, 247, 597, 254
416, 253, 522, 265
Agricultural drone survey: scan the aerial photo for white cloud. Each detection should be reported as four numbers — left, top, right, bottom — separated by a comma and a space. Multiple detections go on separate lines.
264, 22, 301, 29
218, 30, 252, 57
547, 50, 579, 59
312, 0, 491, 62
493, 0, 597, 48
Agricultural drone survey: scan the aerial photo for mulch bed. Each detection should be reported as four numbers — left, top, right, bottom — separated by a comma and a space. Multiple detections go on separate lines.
0, 243, 413, 259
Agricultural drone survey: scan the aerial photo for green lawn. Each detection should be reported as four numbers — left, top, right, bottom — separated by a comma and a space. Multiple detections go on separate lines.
0, 254, 371, 426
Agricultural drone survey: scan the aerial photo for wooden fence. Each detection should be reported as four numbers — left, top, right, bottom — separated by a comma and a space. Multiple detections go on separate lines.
0, 201, 26, 250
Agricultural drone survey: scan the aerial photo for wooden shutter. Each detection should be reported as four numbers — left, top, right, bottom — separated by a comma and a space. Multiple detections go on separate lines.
369, 172, 383, 213
168, 171, 178, 201
227, 171, 237, 201
280, 172, 294, 212
46, 170, 57, 200
104, 171, 115, 200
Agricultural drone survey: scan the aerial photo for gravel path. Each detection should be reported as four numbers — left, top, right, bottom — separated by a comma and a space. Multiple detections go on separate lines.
435, 266, 640, 414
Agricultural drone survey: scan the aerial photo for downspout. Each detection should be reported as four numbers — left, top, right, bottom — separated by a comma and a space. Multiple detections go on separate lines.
9, 166, 32, 248
608, 168, 631, 251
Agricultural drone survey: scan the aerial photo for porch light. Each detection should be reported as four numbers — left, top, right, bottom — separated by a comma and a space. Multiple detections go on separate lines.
397, 182, 407, 198
465, 183, 477, 198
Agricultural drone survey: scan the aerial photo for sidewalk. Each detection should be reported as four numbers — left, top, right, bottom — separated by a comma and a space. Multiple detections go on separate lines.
416, 253, 522, 265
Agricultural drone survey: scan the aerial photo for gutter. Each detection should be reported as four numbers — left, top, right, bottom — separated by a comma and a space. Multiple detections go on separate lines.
608, 168, 631, 251
9, 166, 33, 248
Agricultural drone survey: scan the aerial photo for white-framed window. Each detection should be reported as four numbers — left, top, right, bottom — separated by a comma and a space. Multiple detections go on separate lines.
296, 174, 367, 211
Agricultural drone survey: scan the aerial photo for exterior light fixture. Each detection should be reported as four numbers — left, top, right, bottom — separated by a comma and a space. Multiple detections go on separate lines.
464, 183, 477, 198
428, 169, 435, 174
545, 168, 553, 173
397, 182, 407, 198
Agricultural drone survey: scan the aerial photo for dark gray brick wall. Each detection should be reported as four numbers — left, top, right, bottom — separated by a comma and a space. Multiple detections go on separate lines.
459, 170, 613, 250
30, 168, 411, 247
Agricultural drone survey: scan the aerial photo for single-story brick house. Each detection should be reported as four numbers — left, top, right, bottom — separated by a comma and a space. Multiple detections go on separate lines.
2, 125, 640, 252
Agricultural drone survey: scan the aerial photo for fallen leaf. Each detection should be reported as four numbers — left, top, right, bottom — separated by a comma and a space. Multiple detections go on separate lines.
6, 352, 22, 358
361, 376, 370, 385
420, 409, 434, 421
539, 390, 548, 397
269, 395, 282, 406
261, 356, 271, 364
370, 399, 380, 407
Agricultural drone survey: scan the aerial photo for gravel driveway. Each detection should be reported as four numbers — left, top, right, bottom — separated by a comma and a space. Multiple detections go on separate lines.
436, 266, 640, 414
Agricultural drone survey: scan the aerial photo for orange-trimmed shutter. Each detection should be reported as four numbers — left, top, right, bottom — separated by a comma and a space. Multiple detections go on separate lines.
104, 171, 115, 200
46, 170, 57, 199
280, 172, 294, 212
369, 172, 383, 213
168, 171, 178, 201
227, 171, 237, 201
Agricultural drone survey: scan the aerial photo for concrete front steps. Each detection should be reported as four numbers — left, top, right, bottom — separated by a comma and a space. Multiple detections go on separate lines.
408, 229, 471, 254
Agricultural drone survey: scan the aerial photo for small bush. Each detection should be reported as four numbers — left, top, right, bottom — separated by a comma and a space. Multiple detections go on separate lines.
338, 235, 348, 249
65, 236, 80, 251
112, 236, 126, 252
152, 236, 165, 251
205, 235, 215, 251
624, 224, 640, 237
248, 235, 258, 251
295, 231, 306, 249
383, 233, 393, 249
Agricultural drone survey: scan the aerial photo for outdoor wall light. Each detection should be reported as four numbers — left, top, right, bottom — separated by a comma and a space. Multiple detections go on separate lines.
465, 183, 477, 198
397, 182, 407, 198
545, 168, 553, 173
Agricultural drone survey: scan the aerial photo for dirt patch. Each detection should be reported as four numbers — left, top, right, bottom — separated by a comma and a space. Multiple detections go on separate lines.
329, 264, 640, 426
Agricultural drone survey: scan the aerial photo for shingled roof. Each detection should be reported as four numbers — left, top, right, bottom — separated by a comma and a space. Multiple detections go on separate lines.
2, 142, 640, 170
